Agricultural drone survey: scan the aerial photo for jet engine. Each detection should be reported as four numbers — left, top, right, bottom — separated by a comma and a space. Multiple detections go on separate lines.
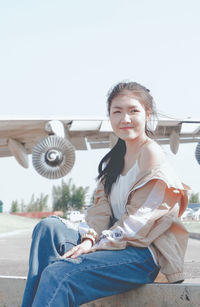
195, 142, 200, 165
32, 121, 75, 179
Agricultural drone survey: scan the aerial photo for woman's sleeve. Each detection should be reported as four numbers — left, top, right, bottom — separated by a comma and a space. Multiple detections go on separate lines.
78, 180, 113, 244
92, 179, 182, 250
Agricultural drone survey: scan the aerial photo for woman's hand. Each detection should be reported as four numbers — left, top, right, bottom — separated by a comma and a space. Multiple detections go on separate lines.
61, 239, 93, 259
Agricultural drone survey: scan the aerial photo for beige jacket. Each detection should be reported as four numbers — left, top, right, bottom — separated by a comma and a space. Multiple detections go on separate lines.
85, 160, 189, 283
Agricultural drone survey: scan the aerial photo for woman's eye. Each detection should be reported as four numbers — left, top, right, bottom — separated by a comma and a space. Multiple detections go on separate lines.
130, 109, 139, 113
113, 111, 120, 114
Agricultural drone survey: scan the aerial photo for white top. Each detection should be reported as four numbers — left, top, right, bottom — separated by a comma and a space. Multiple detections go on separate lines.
109, 160, 158, 265
110, 161, 140, 220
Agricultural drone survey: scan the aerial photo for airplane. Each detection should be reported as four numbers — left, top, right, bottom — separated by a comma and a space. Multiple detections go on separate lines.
0, 116, 200, 179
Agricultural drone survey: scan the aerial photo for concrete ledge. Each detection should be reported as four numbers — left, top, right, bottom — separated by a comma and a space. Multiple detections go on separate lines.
81, 283, 200, 307
0, 276, 200, 307
0, 276, 26, 307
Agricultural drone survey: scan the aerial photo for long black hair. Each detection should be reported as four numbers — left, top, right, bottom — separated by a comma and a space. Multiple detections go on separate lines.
97, 81, 156, 196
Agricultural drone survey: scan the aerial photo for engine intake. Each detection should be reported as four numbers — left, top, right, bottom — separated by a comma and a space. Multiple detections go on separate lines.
32, 135, 75, 179
195, 142, 200, 165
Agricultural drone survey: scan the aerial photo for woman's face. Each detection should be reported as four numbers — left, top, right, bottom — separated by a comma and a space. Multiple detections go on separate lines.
109, 92, 149, 142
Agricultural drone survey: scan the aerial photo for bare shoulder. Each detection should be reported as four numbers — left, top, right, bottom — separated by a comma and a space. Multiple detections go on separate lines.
138, 139, 166, 171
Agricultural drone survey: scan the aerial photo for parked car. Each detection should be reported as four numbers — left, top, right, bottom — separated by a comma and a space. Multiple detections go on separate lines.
193, 208, 200, 221
67, 210, 85, 222
192, 207, 200, 213
181, 208, 194, 221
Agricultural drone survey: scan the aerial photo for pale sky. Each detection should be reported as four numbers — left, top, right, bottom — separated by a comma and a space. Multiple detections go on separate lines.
0, 0, 200, 211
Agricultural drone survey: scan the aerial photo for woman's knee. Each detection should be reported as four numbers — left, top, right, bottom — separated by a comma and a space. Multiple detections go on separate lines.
32, 216, 79, 248
32, 216, 64, 237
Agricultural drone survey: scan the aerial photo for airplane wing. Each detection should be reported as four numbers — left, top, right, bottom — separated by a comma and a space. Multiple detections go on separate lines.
154, 117, 200, 152
0, 118, 116, 179
0, 118, 114, 157
0, 117, 199, 179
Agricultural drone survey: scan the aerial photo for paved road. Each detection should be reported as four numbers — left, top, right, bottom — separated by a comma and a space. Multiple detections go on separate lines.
0, 229, 32, 276
0, 214, 200, 283
184, 238, 200, 282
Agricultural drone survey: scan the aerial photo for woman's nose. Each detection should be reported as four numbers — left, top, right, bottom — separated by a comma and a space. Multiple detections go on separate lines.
122, 113, 131, 123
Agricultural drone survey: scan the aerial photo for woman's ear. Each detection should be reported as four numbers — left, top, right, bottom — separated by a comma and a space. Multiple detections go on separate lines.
145, 111, 151, 121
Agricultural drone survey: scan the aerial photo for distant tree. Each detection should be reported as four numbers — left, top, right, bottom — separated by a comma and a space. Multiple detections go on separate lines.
52, 180, 71, 211
20, 199, 26, 212
26, 193, 49, 212
90, 189, 96, 205
10, 200, 19, 213
189, 192, 200, 203
70, 185, 89, 211
52, 179, 89, 212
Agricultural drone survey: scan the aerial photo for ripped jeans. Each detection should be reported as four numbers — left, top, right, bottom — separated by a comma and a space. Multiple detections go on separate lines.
21, 216, 159, 307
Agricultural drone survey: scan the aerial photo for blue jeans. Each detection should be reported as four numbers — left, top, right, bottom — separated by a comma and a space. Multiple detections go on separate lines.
22, 216, 159, 307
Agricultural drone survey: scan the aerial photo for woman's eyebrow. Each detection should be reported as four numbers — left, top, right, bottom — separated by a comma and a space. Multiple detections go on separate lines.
129, 105, 139, 108
111, 105, 139, 109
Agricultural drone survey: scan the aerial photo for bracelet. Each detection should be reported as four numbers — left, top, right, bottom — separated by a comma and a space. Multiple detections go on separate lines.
81, 234, 96, 246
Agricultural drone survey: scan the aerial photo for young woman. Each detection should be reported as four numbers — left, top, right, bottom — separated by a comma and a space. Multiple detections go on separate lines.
22, 82, 189, 307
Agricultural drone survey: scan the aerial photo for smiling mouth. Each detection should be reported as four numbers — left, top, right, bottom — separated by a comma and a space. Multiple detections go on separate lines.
120, 127, 134, 130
